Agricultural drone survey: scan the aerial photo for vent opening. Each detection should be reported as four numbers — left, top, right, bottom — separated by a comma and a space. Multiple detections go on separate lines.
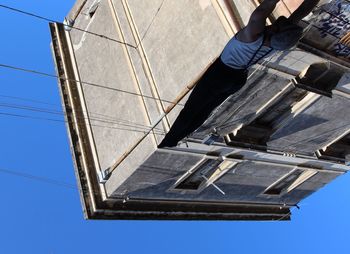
88, 1, 100, 17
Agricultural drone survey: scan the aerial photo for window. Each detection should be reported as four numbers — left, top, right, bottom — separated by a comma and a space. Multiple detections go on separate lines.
172, 159, 237, 193
263, 168, 317, 196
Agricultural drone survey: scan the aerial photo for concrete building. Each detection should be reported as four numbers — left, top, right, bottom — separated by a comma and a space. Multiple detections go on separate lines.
50, 0, 350, 220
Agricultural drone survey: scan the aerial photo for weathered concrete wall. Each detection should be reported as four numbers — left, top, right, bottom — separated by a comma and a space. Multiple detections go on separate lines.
267, 83, 350, 155
69, 0, 159, 173
109, 150, 343, 205
67, 0, 231, 195
124, 0, 230, 124
192, 67, 296, 138
191, 47, 326, 139
192, 48, 350, 157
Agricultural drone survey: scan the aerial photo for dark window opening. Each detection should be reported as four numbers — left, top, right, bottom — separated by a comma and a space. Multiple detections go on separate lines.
317, 133, 350, 163
295, 62, 344, 97
175, 159, 223, 191
264, 169, 304, 196
227, 88, 308, 148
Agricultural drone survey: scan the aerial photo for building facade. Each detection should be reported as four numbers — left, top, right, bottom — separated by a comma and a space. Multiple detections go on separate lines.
50, 0, 350, 220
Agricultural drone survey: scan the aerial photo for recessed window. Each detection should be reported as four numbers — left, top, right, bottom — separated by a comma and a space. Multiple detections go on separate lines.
263, 168, 317, 196
173, 159, 237, 193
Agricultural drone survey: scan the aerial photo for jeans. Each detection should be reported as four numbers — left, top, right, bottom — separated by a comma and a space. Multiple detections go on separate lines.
158, 57, 248, 148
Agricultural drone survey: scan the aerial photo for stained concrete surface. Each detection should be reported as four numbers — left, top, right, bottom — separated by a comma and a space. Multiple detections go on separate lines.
68, 0, 233, 194
267, 93, 350, 155
192, 67, 295, 138
70, 0, 158, 171
110, 150, 342, 205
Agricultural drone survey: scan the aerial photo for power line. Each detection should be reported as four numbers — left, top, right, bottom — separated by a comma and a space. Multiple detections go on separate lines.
0, 167, 76, 190
0, 63, 184, 106
1, 3, 348, 46
0, 102, 166, 135
0, 94, 59, 107
0, 166, 103, 196
0, 94, 166, 132
0, 111, 165, 135
137, 0, 166, 47
0, 101, 166, 133
0, 95, 164, 132
0, 4, 137, 49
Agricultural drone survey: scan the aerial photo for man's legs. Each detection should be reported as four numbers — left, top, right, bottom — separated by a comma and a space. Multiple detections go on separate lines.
158, 58, 247, 148
159, 85, 228, 148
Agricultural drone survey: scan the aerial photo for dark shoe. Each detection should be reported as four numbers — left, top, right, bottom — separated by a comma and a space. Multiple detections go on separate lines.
158, 140, 177, 148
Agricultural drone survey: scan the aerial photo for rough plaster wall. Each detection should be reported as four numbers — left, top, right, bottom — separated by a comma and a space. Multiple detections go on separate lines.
105, 134, 157, 196
192, 68, 295, 138
267, 93, 350, 155
188, 47, 324, 141
66, 0, 232, 195
110, 150, 342, 205
69, 0, 158, 171
126, 0, 230, 124
67, 0, 90, 22
104, 0, 231, 194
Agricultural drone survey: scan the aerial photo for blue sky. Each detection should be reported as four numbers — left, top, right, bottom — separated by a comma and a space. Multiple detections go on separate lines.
0, 0, 349, 253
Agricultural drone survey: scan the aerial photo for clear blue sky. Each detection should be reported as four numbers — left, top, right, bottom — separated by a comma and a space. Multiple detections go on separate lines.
0, 1, 349, 253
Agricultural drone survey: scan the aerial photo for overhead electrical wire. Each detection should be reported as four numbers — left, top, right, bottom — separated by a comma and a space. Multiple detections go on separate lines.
0, 163, 300, 220
0, 110, 166, 135
0, 165, 111, 196
0, 63, 183, 107
0, 62, 175, 134
0, 94, 136, 125
0, 167, 76, 190
0, 101, 166, 132
0, 111, 165, 135
0, 101, 166, 135
0, 166, 111, 196
137, 0, 166, 47
0, 94, 164, 131
0, 4, 137, 49
0, 94, 59, 107
0, 3, 348, 46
